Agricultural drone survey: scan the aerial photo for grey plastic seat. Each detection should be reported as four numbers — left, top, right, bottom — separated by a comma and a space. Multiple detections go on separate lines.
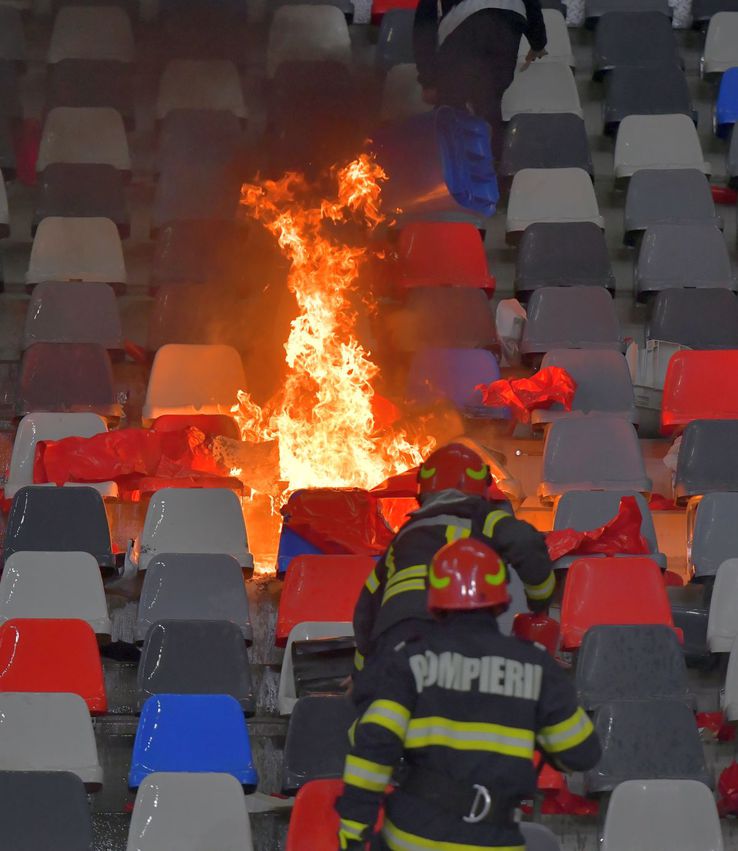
539, 416, 650, 501
519, 9, 573, 67
156, 109, 243, 173
0, 8, 26, 65
585, 0, 671, 27
375, 8, 414, 71
0, 771, 93, 851
282, 695, 356, 793
501, 62, 582, 121
702, 12, 738, 76
585, 699, 711, 794
520, 824, 562, 851
603, 66, 696, 135
634, 223, 736, 302
693, 0, 738, 26
692, 494, 738, 582
47, 60, 135, 129
552, 491, 664, 571
0, 118, 16, 180
266, 5, 351, 78
48, 6, 134, 63
37, 107, 130, 173
0, 62, 21, 120
730, 129, 738, 188
624, 170, 721, 246
675, 420, 738, 503
396, 287, 497, 351
135, 554, 253, 643
593, 11, 681, 80
577, 625, 690, 710
614, 114, 709, 181
669, 584, 711, 667
521, 287, 622, 355
157, 60, 246, 120
515, 223, 614, 300
707, 559, 738, 651
0, 168, 9, 239
601, 779, 723, 851
23, 282, 123, 352
138, 620, 255, 714
648, 289, 738, 349
500, 114, 593, 181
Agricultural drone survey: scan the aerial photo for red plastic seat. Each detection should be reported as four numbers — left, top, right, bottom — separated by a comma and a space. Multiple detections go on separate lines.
371, 0, 417, 21
661, 350, 738, 436
392, 222, 495, 294
560, 558, 679, 650
276, 555, 374, 647
0, 619, 107, 713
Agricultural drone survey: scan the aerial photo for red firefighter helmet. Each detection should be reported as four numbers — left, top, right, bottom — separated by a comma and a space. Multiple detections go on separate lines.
417, 443, 491, 498
427, 539, 511, 613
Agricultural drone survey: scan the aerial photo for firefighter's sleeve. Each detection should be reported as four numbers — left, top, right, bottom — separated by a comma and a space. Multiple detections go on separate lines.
481, 507, 556, 611
522, 0, 548, 51
413, 0, 439, 88
535, 654, 601, 773
335, 649, 418, 847
353, 554, 388, 672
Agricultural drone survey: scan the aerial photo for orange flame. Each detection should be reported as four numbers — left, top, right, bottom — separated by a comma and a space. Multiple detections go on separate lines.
234, 155, 433, 493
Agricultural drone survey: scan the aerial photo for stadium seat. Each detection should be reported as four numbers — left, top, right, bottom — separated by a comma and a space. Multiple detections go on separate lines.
501, 63, 582, 121
603, 66, 696, 135
0, 62, 21, 120
662, 350, 738, 434
707, 558, 738, 650
675, 419, 738, 503
723, 632, 738, 720
375, 8, 414, 71
534, 349, 636, 425
702, 12, 738, 76
127, 772, 254, 851
551, 491, 664, 571
396, 287, 498, 351
500, 114, 593, 182
46, 60, 135, 128
521, 287, 622, 356
156, 60, 246, 120
0, 169, 9, 239
585, 0, 671, 27
585, 700, 711, 794
669, 585, 711, 667
138, 619, 255, 714
730, 128, 738, 188
601, 779, 723, 850
624, 170, 721, 246
47, 6, 134, 63
282, 695, 356, 793
17, 342, 121, 418
278, 621, 355, 715
0, 693, 103, 786
276, 555, 374, 646
27, 217, 126, 289
692, 0, 738, 26
593, 11, 680, 80
142, 343, 245, 423
694, 498, 738, 585
635, 223, 735, 302
159, 7, 248, 64
560, 558, 677, 649
266, 5, 351, 78
715, 67, 738, 137
506, 168, 604, 241
380, 63, 429, 122
129, 694, 258, 789
518, 10, 573, 67
521, 825, 563, 851
0, 619, 106, 713
648, 289, 738, 349
146, 284, 245, 350
0, 118, 16, 180
0, 771, 93, 851
0, 8, 25, 65
33, 164, 129, 236
4, 487, 115, 570
405, 348, 505, 417
576, 625, 690, 710
371, 0, 416, 19
135, 553, 252, 642
156, 108, 243, 173
37, 107, 130, 173
614, 114, 710, 181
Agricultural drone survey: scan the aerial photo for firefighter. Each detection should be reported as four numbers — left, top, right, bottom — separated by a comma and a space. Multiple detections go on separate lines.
352, 442, 555, 690
336, 538, 600, 851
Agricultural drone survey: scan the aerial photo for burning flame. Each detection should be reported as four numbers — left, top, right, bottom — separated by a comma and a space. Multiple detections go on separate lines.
233, 155, 433, 493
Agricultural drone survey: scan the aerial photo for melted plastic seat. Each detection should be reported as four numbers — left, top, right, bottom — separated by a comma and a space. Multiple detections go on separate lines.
276, 555, 374, 646
375, 8, 414, 71
560, 558, 676, 650
135, 554, 252, 642
614, 114, 710, 181
138, 620, 254, 713
127, 772, 254, 851
716, 67, 738, 137
675, 419, 738, 503
396, 288, 498, 351
500, 114, 592, 181
129, 694, 258, 789
603, 66, 696, 135
37, 107, 130, 173
48, 6, 134, 63
501, 63, 582, 121
0, 619, 106, 712
47, 60, 135, 128
648, 289, 738, 349
702, 12, 738, 76
576, 625, 690, 710
157, 60, 246, 120
662, 350, 738, 434
593, 11, 680, 79
282, 695, 356, 793
266, 5, 351, 78
707, 559, 738, 650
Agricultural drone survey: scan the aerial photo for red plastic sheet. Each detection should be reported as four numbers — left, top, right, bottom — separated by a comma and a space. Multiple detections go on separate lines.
477, 367, 577, 423
718, 761, 738, 817
649, 493, 679, 511
697, 711, 736, 743
546, 496, 650, 562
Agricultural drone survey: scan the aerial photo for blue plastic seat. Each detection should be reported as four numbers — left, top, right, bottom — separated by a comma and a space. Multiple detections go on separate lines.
128, 694, 258, 790
277, 526, 324, 575
715, 66, 738, 137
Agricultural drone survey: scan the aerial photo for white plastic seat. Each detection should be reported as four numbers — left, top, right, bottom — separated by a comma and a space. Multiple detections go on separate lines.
278, 621, 354, 716
0, 693, 102, 786
127, 488, 253, 573
47, 7, 135, 64
37, 107, 130, 173
507, 168, 604, 238
157, 61, 247, 120
519, 10, 574, 68
501, 62, 582, 121
601, 779, 723, 851
0, 551, 111, 635
6, 412, 116, 500
127, 772, 254, 851
702, 12, 738, 77
723, 634, 738, 721
26, 218, 126, 287
267, 5, 352, 78
707, 559, 738, 652
380, 64, 429, 122
142, 343, 246, 423
614, 115, 710, 181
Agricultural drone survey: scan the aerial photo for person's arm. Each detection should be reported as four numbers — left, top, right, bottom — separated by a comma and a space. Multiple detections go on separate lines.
522, 0, 548, 52
414, 0, 440, 89
353, 554, 389, 672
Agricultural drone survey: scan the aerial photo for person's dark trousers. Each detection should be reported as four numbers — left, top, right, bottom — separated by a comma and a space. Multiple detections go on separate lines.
436, 9, 522, 163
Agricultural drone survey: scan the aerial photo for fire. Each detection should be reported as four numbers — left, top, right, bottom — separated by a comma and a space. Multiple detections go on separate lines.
233, 155, 433, 494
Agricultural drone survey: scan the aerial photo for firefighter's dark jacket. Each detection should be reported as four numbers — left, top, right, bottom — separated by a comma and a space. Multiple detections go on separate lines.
353, 490, 556, 667
336, 611, 601, 850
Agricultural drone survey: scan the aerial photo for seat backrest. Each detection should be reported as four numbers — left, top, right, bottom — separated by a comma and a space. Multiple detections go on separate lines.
707, 558, 738, 650
540, 349, 635, 418
157, 60, 246, 119
648, 288, 738, 349
48, 6, 134, 64
267, 5, 351, 77
380, 63, 428, 122
614, 114, 707, 177
156, 108, 243, 172
675, 419, 738, 501
553, 490, 658, 551
405, 348, 503, 416
501, 62, 582, 119
694, 495, 738, 580
501, 113, 592, 177
662, 350, 738, 435
401, 287, 498, 350
375, 8, 414, 70
37, 107, 130, 171
521, 823, 563, 851
624, 169, 719, 236
704, 11, 738, 71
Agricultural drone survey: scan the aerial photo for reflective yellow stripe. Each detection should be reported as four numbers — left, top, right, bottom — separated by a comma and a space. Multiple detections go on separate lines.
405, 717, 535, 759
524, 571, 556, 601
483, 510, 511, 538
354, 649, 364, 671
386, 564, 428, 590
538, 707, 594, 754
384, 819, 525, 851
382, 578, 426, 604
386, 546, 396, 573
347, 719, 357, 746
445, 525, 472, 543
343, 754, 392, 792
365, 567, 379, 594
360, 699, 410, 741
339, 818, 367, 849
